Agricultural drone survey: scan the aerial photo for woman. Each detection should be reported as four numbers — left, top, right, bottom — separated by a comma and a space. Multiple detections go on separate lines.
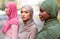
37, 0, 60, 39
2, 2, 19, 39
19, 5, 38, 39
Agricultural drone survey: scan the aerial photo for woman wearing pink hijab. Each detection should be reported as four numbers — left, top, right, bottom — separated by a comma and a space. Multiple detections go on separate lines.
2, 2, 19, 39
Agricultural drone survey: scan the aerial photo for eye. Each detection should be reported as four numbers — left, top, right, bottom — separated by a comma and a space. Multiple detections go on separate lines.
21, 11, 23, 13
21, 10, 29, 14
40, 9, 45, 12
24, 11, 28, 13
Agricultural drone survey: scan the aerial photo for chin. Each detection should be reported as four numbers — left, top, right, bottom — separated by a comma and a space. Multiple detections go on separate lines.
23, 19, 26, 21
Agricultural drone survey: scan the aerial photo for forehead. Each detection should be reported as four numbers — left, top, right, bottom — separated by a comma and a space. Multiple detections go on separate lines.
40, 6, 44, 10
21, 8, 27, 10
21, 8, 30, 12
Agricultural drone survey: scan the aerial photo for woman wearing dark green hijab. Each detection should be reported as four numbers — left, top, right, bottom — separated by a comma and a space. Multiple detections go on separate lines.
37, 0, 60, 39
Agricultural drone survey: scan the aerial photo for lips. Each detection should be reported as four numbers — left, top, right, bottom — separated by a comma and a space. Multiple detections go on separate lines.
22, 16, 25, 19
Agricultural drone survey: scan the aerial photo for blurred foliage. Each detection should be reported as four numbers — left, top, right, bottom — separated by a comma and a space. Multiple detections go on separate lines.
0, 0, 60, 10
0, 0, 15, 10
56, 0, 60, 9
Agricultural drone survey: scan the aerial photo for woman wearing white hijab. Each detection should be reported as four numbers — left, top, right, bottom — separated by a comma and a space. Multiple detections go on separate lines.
19, 5, 38, 39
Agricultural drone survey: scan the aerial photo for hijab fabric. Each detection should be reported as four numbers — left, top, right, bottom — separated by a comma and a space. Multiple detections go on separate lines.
2, 2, 19, 34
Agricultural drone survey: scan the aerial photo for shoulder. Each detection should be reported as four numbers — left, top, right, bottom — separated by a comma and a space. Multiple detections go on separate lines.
45, 19, 59, 26
31, 24, 38, 31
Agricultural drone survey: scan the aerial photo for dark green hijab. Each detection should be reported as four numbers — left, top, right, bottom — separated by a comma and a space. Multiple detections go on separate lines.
39, 0, 58, 18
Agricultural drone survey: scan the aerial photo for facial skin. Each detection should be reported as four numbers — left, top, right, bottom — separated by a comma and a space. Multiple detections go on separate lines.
21, 8, 31, 22
5, 7, 9, 15
39, 8, 50, 21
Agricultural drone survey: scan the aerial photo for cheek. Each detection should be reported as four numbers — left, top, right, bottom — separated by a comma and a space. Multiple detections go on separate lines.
42, 13, 49, 20
39, 13, 44, 18
21, 13, 31, 20
45, 14, 50, 19
25, 14, 31, 19
39, 12, 48, 21
5, 9, 9, 15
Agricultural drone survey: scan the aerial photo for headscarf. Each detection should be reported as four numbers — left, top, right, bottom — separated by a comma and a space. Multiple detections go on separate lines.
39, 0, 58, 18
21, 5, 33, 19
20, 5, 34, 32
2, 2, 19, 34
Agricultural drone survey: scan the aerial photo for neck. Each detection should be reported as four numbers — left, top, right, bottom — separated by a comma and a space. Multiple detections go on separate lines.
23, 19, 33, 25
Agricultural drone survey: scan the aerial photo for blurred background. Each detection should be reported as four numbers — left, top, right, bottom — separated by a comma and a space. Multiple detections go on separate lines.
56, 0, 60, 9
0, 0, 60, 10
0, 0, 60, 39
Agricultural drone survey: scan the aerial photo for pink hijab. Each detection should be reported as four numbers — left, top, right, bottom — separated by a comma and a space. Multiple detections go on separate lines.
2, 2, 19, 34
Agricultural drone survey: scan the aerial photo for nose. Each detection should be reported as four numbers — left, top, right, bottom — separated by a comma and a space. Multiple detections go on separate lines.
21, 13, 25, 17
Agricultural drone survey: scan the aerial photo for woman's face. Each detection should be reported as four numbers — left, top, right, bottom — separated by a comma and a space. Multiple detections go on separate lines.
39, 8, 50, 21
5, 7, 9, 15
21, 8, 31, 22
